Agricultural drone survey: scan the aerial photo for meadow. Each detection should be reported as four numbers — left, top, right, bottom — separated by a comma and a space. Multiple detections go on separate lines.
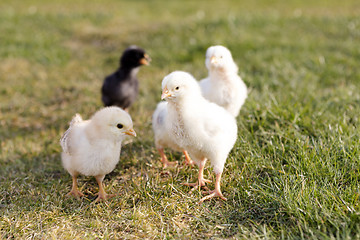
0, 0, 360, 239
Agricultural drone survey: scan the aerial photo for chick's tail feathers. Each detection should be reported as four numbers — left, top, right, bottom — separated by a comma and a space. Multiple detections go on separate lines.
70, 113, 83, 126
60, 113, 83, 154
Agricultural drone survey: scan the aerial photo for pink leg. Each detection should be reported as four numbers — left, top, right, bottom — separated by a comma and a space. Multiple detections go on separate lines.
199, 172, 227, 203
66, 175, 84, 199
94, 175, 116, 202
158, 148, 178, 168
182, 159, 211, 188
182, 150, 194, 166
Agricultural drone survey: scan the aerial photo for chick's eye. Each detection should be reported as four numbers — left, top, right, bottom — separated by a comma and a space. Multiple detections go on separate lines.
175, 86, 180, 90
117, 123, 123, 129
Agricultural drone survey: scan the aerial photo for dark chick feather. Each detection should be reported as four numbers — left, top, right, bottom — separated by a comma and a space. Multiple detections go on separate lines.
101, 46, 150, 110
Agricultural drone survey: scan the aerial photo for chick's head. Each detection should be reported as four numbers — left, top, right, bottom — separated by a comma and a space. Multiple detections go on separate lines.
120, 46, 151, 68
205, 45, 238, 73
161, 71, 201, 102
91, 107, 136, 141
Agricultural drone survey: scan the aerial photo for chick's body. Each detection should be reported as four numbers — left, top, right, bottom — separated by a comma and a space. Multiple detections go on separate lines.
152, 102, 182, 152
152, 101, 193, 167
199, 45, 247, 117
101, 46, 150, 110
101, 69, 139, 110
61, 120, 121, 177
167, 99, 237, 173
60, 107, 136, 202
162, 71, 237, 202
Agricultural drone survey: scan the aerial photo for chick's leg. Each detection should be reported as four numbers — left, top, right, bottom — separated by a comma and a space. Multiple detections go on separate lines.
182, 150, 194, 166
158, 148, 178, 168
197, 160, 212, 187
94, 175, 115, 202
182, 158, 211, 189
199, 172, 227, 203
66, 175, 84, 199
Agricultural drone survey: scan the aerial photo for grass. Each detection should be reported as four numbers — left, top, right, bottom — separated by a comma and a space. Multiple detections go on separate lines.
0, 0, 360, 238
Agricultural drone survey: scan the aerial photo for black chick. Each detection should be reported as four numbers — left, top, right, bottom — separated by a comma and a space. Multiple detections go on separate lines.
101, 46, 151, 111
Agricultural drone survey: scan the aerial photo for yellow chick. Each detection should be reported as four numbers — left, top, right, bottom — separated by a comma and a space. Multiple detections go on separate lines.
60, 106, 136, 202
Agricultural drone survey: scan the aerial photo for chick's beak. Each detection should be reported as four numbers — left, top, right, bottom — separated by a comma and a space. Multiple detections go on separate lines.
139, 54, 151, 65
161, 87, 171, 100
210, 56, 217, 64
125, 128, 136, 137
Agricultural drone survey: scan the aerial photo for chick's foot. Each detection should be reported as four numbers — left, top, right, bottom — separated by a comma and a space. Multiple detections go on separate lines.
158, 148, 178, 168
66, 188, 84, 199
199, 188, 227, 203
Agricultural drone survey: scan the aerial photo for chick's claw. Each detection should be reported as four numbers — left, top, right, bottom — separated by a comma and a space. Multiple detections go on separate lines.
182, 177, 211, 188
66, 189, 84, 199
199, 189, 227, 204
182, 177, 211, 194
181, 181, 196, 187
162, 158, 178, 168
94, 193, 116, 203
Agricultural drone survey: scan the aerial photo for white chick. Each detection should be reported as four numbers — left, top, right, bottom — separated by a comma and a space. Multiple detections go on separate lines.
161, 71, 238, 203
199, 45, 247, 117
152, 101, 194, 168
60, 106, 136, 202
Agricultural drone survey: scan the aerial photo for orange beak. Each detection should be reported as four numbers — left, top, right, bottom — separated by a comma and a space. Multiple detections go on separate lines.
125, 128, 136, 137
161, 87, 171, 100
139, 54, 151, 65
210, 56, 217, 64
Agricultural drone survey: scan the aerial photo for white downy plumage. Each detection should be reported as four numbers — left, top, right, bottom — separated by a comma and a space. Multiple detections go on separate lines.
152, 101, 193, 168
199, 45, 247, 117
161, 71, 238, 203
60, 106, 136, 202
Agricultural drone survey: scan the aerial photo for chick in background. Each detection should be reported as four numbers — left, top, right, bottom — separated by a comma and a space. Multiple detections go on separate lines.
200, 45, 247, 117
101, 46, 151, 112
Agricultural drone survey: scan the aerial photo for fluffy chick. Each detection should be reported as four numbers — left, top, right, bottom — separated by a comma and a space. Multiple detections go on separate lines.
161, 71, 238, 203
152, 101, 194, 168
199, 45, 247, 117
60, 106, 136, 202
101, 46, 151, 111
